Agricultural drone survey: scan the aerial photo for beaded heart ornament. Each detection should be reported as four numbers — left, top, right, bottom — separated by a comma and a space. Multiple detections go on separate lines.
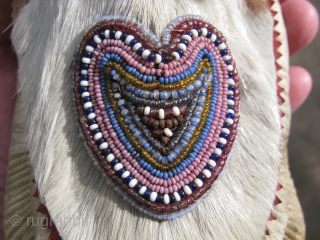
73, 15, 240, 220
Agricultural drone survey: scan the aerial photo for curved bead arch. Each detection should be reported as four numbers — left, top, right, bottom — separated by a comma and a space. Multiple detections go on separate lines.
73, 15, 240, 219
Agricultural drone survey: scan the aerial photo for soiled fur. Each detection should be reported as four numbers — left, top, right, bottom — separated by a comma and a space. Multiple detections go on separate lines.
5, 0, 283, 239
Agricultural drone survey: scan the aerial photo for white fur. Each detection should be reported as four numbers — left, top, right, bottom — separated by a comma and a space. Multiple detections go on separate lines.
7, 0, 281, 239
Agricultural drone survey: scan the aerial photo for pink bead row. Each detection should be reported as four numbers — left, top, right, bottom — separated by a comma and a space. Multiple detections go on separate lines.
85, 39, 228, 193
89, 37, 226, 78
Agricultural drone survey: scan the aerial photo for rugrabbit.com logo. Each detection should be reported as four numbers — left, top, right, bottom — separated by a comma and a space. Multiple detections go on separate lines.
10, 213, 88, 228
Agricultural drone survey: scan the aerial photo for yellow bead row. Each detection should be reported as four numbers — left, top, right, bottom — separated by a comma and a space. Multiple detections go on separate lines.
105, 76, 213, 171
104, 60, 211, 91
170, 84, 212, 165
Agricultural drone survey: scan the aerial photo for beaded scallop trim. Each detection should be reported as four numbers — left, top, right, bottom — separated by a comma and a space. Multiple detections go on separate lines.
73, 15, 240, 219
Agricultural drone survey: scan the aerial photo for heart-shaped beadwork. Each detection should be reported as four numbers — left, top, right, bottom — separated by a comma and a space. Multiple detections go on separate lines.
73, 15, 240, 219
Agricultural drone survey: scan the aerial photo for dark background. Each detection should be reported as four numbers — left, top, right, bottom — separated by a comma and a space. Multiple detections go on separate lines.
289, 0, 320, 239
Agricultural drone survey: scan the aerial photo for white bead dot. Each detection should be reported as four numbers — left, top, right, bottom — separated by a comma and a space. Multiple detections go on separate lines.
225, 118, 234, 125
133, 43, 142, 51
82, 57, 91, 64
121, 171, 130, 179
142, 49, 151, 60
87, 113, 96, 119
139, 186, 147, 195
227, 65, 234, 71
150, 192, 157, 202
201, 28, 208, 36
106, 153, 115, 162
210, 34, 217, 42
144, 106, 151, 116
114, 163, 123, 171
172, 106, 180, 116
81, 70, 88, 75
94, 132, 102, 140
159, 109, 165, 120
173, 192, 181, 201
83, 102, 92, 109
115, 31, 122, 40
227, 100, 235, 106
218, 43, 226, 50
214, 148, 222, 156
129, 179, 138, 188
89, 124, 98, 130
182, 34, 192, 43
93, 35, 102, 44
190, 29, 198, 39
164, 194, 170, 204
125, 35, 134, 45
227, 78, 235, 86
208, 159, 217, 168
177, 43, 187, 51
227, 109, 234, 114
99, 142, 108, 150
164, 128, 173, 137
183, 185, 192, 195
171, 52, 180, 60
81, 92, 90, 98
223, 55, 231, 61
80, 80, 89, 86
202, 169, 211, 178
221, 128, 230, 134
104, 30, 110, 39
218, 138, 227, 145
85, 45, 94, 52
155, 54, 162, 64
194, 178, 203, 188
228, 90, 234, 95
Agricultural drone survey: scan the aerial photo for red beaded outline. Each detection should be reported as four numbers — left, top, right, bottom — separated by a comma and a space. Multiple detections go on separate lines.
73, 18, 240, 215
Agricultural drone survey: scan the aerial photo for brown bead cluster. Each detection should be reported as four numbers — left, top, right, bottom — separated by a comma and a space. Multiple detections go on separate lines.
103, 125, 237, 214
136, 105, 187, 145
141, 117, 179, 130
136, 105, 187, 118
73, 16, 241, 215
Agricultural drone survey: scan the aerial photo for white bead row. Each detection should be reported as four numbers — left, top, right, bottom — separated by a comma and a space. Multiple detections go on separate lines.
77, 22, 238, 205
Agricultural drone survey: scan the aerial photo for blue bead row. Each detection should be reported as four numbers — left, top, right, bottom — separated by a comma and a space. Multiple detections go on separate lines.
99, 51, 218, 173
81, 27, 233, 84
78, 24, 237, 206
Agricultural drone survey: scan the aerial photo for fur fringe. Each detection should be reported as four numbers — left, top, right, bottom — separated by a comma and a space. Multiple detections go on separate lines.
6, 0, 282, 239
